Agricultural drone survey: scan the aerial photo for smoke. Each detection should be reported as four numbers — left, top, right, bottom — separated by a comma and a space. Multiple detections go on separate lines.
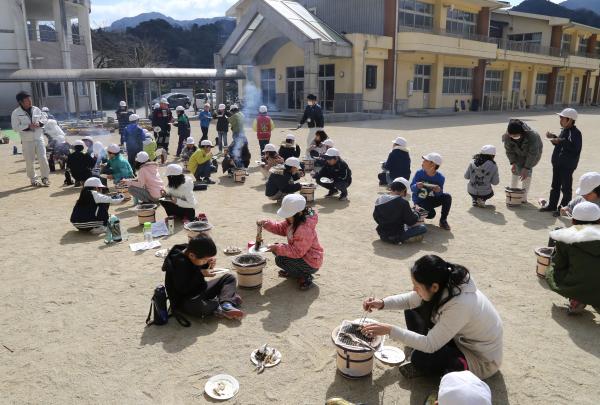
242, 80, 261, 117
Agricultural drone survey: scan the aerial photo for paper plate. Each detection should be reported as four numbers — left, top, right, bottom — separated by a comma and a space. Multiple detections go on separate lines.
248, 245, 269, 254
320, 177, 333, 184
204, 374, 239, 400
374, 346, 406, 366
223, 246, 242, 255
250, 348, 282, 368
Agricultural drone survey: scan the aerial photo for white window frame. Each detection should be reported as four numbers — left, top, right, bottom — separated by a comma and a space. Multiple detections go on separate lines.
442, 67, 472, 94
413, 64, 431, 93
535, 73, 549, 95
446, 9, 476, 36
398, 0, 434, 30
485, 70, 503, 94
571, 77, 580, 103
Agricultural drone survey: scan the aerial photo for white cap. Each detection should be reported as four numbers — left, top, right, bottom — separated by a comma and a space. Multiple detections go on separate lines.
557, 108, 578, 121
286, 134, 296, 141
438, 371, 491, 405
200, 140, 213, 147
572, 201, 600, 222
263, 143, 277, 152
218, 103, 226, 110
392, 177, 411, 193
135, 151, 149, 163
73, 140, 85, 147
480, 145, 496, 155
186, 136, 195, 145
175, 105, 185, 112
42, 107, 49, 112
84, 177, 105, 188
277, 194, 307, 218
129, 114, 139, 122
160, 98, 168, 104
284, 157, 301, 169
119, 101, 126, 107
107, 144, 120, 154
422, 152, 443, 166
576, 172, 600, 195
153, 103, 160, 109
325, 148, 340, 158
81, 136, 93, 142
393, 136, 407, 147
230, 104, 239, 110
165, 164, 183, 176
323, 139, 334, 147
259, 105, 268, 113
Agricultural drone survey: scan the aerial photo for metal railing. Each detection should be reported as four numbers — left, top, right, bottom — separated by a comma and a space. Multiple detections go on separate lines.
574, 49, 600, 60
397, 25, 497, 44
494, 38, 564, 58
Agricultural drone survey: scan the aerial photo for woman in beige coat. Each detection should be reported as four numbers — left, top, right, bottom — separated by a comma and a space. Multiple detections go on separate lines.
362, 255, 503, 380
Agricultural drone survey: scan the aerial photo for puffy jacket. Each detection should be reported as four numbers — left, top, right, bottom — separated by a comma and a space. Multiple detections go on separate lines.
199, 110, 212, 128
229, 112, 244, 133
373, 194, 419, 238
124, 123, 145, 156
188, 148, 213, 175
300, 104, 324, 128
106, 154, 134, 183
383, 148, 411, 181
551, 125, 582, 169
162, 243, 207, 308
317, 159, 352, 184
67, 151, 95, 182
464, 159, 500, 197
115, 108, 132, 133
263, 209, 324, 269
165, 176, 196, 209
265, 170, 302, 197
278, 143, 301, 160
253, 114, 275, 140
143, 139, 157, 161
11, 105, 46, 142
546, 225, 600, 307
126, 162, 164, 200
502, 122, 543, 170
215, 111, 230, 132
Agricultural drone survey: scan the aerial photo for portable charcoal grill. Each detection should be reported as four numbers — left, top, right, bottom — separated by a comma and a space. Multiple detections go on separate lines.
331, 319, 383, 379
333, 320, 381, 349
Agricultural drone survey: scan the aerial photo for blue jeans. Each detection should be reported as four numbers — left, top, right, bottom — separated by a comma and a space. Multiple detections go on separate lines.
217, 131, 228, 152
194, 161, 216, 180
380, 224, 427, 244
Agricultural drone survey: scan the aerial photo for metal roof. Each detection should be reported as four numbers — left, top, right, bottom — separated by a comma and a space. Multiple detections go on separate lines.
0, 68, 245, 82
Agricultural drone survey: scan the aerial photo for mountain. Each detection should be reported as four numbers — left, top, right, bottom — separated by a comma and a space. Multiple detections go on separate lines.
513, 0, 600, 29
109, 12, 232, 31
561, 0, 600, 15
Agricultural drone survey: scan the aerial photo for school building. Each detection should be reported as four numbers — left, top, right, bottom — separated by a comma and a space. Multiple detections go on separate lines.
216, 0, 600, 114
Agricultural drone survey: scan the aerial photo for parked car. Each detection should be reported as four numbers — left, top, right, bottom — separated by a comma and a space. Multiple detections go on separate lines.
150, 93, 192, 110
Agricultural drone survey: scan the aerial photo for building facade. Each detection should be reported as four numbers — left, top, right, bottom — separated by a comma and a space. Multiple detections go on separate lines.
217, 0, 600, 113
0, 0, 96, 119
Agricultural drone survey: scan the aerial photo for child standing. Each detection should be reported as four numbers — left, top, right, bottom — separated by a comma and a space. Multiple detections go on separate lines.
379, 137, 411, 186
214, 103, 230, 152
199, 103, 212, 142
104, 144, 134, 184
258, 194, 324, 290
174, 105, 191, 157
70, 177, 124, 233
464, 145, 500, 207
253, 105, 275, 153
411, 153, 452, 230
67, 140, 96, 186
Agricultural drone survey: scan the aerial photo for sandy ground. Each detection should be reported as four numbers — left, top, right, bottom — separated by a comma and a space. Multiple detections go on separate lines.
1, 110, 599, 405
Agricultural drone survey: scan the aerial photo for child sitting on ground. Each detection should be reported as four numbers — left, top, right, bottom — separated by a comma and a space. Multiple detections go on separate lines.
373, 177, 426, 244
411, 153, 452, 230
66, 140, 96, 187
279, 134, 301, 160
121, 151, 164, 203
378, 137, 411, 186
180, 136, 197, 164
260, 143, 284, 178
560, 172, 600, 217
265, 157, 303, 200
258, 194, 323, 290
163, 234, 244, 320
188, 140, 217, 185
159, 164, 197, 222
464, 145, 500, 207
315, 148, 352, 201
104, 144, 134, 184
70, 177, 124, 234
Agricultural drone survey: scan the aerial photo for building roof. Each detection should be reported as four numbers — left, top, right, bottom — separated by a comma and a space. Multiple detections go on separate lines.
493, 9, 570, 26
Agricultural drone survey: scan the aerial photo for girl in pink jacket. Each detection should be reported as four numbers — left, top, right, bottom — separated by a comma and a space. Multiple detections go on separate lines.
123, 151, 165, 203
259, 194, 323, 290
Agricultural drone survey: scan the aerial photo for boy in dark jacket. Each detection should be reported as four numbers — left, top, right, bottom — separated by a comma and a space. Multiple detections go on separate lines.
162, 235, 244, 320
379, 136, 411, 186
541, 108, 583, 215
298, 93, 324, 158
214, 103, 230, 152
151, 98, 173, 153
411, 152, 452, 230
174, 105, 191, 157
115, 101, 132, 146
265, 157, 303, 200
67, 140, 96, 186
315, 148, 352, 201
279, 134, 301, 160
374, 177, 426, 244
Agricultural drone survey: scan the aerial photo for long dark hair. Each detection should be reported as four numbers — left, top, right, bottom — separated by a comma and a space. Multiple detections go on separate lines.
167, 174, 186, 189
473, 153, 496, 167
291, 207, 313, 232
315, 130, 328, 142
411, 255, 470, 314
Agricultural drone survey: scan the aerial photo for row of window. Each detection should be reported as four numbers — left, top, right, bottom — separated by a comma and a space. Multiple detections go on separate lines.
39, 82, 88, 97
398, 0, 477, 35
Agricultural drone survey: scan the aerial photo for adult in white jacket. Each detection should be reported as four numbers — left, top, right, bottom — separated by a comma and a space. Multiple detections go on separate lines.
11, 91, 51, 186
362, 255, 503, 380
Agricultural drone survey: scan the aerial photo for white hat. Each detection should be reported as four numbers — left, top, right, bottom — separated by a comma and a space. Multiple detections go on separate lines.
142, 138, 153, 146
422, 152, 443, 166
480, 145, 496, 155
135, 151, 149, 163
576, 172, 600, 195
84, 177, 105, 188
277, 194, 306, 218
285, 157, 301, 169
230, 104, 239, 110
259, 105, 268, 113
165, 164, 183, 176
175, 105, 185, 112
81, 136, 93, 142
572, 201, 600, 222
285, 134, 296, 141
323, 139, 334, 147
263, 143, 277, 152
438, 371, 491, 405
107, 144, 121, 154
392, 177, 411, 193
557, 108, 578, 121
42, 107, 49, 112
325, 148, 340, 158
129, 114, 139, 122
160, 98, 168, 104
393, 136, 407, 147
119, 101, 126, 107
73, 140, 85, 147
218, 103, 226, 110
200, 140, 213, 147
186, 136, 195, 145
153, 103, 160, 109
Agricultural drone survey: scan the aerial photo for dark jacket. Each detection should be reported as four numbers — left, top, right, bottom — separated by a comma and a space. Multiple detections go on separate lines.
265, 170, 302, 197
174, 113, 190, 137
215, 111, 231, 132
67, 150, 95, 182
383, 148, 411, 180
551, 125, 582, 169
162, 244, 208, 307
278, 144, 301, 160
151, 109, 173, 133
502, 121, 543, 170
300, 104, 324, 128
317, 159, 352, 184
116, 108, 132, 133
70, 190, 110, 229
373, 194, 419, 238
124, 123, 145, 156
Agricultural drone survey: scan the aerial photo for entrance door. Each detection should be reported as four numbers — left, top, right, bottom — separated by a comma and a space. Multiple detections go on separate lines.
318, 64, 335, 112
414, 64, 431, 108
260, 69, 276, 108
286, 66, 304, 110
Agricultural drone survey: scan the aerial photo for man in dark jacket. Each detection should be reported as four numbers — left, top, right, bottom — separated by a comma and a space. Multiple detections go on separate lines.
315, 148, 352, 201
298, 94, 324, 158
379, 136, 411, 186
541, 108, 583, 215
265, 157, 302, 200
115, 101, 132, 146
66, 140, 95, 186
123, 114, 145, 175
162, 235, 243, 319
151, 98, 173, 153
373, 177, 426, 244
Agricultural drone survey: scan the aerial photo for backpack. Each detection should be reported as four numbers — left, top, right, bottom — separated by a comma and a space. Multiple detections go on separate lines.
145, 284, 191, 327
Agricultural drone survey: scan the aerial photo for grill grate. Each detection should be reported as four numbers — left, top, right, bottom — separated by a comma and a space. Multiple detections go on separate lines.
335, 321, 374, 348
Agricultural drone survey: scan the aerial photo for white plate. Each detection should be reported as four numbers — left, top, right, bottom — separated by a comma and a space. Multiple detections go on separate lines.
320, 177, 333, 184
223, 247, 242, 255
250, 348, 282, 368
249, 245, 269, 254
374, 346, 406, 366
204, 374, 239, 400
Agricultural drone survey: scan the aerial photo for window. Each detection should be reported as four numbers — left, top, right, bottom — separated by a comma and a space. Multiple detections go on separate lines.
319, 64, 335, 78
596, 41, 600, 57
578, 36, 588, 54
512, 72, 522, 92
287, 66, 304, 110
485, 70, 503, 94
535, 73, 549, 95
318, 64, 335, 111
413, 64, 431, 93
446, 9, 476, 36
571, 77, 580, 103
261, 68, 276, 106
398, 0, 433, 30
286, 66, 304, 79
365, 65, 377, 89
507, 32, 542, 45
561, 34, 571, 54
442, 67, 472, 94
556, 76, 565, 104
47, 82, 62, 97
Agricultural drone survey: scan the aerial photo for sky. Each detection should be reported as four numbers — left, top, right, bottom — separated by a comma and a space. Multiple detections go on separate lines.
89, 0, 564, 28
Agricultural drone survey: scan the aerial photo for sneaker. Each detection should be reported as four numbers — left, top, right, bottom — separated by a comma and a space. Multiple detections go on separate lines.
552, 210, 561, 218
90, 226, 107, 235
338, 192, 348, 201
278, 270, 290, 278
298, 277, 314, 290
325, 189, 339, 198
31, 178, 42, 187
439, 219, 451, 231
399, 361, 426, 379
204, 178, 216, 185
230, 294, 243, 308
41, 177, 50, 187
539, 206, 556, 212
216, 303, 244, 320
471, 200, 478, 207
476, 198, 486, 208
568, 299, 587, 315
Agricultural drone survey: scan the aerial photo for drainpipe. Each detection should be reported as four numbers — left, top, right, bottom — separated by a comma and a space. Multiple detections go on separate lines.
362, 40, 368, 112
392, 0, 399, 113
